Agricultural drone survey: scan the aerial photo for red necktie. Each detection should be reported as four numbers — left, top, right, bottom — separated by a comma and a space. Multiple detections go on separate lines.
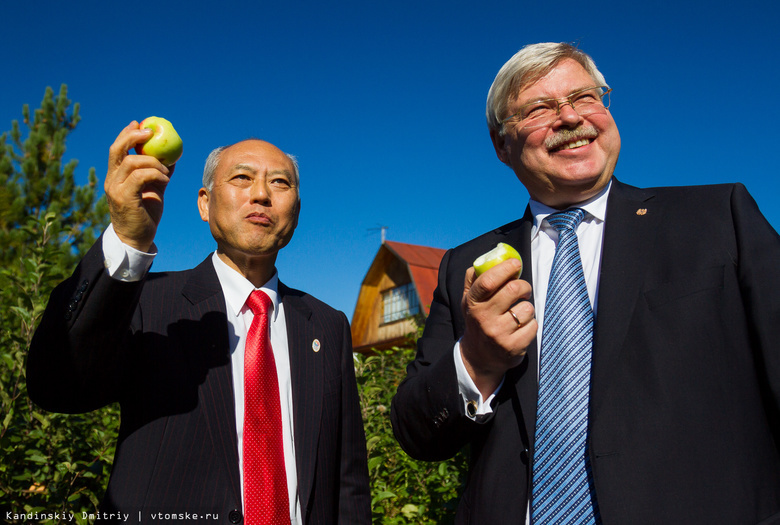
244, 290, 289, 524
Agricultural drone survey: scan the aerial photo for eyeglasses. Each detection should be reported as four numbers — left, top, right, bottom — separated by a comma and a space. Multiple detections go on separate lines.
501, 86, 612, 130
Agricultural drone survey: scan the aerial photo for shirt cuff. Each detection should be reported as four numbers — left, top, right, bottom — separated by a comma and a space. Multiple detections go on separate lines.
454, 339, 504, 420
101, 224, 156, 282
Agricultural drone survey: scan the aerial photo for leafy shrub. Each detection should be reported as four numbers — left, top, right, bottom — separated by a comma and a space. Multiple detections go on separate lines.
355, 345, 468, 524
0, 214, 118, 524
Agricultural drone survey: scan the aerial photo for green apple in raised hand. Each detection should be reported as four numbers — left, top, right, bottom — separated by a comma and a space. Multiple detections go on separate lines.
473, 242, 523, 277
135, 116, 183, 166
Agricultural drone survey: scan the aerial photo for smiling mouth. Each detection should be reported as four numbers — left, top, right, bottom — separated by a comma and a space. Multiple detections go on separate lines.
558, 138, 592, 151
546, 127, 598, 152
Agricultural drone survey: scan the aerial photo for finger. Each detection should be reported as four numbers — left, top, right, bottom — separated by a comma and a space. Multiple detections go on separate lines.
504, 317, 538, 354
490, 278, 533, 313
125, 167, 172, 195
108, 166, 170, 203
508, 301, 535, 329
107, 122, 153, 173
105, 158, 169, 199
467, 273, 531, 320
508, 308, 523, 328
463, 266, 476, 298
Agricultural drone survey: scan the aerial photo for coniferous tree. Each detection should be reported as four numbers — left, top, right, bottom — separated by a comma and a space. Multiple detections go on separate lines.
0, 85, 116, 524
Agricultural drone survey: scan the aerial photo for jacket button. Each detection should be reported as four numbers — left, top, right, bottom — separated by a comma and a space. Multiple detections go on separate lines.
228, 509, 243, 524
520, 448, 530, 464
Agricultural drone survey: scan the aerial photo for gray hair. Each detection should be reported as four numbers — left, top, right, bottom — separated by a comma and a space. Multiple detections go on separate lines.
202, 141, 300, 197
486, 42, 609, 135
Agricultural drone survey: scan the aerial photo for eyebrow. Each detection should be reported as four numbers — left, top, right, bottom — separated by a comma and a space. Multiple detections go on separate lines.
231, 164, 292, 177
521, 86, 597, 105
231, 163, 258, 174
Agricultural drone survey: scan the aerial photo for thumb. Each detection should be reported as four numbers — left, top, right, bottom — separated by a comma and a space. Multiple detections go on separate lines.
463, 266, 476, 298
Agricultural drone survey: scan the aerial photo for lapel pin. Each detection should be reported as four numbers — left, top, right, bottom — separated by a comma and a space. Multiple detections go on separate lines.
312, 339, 321, 352
636, 208, 648, 216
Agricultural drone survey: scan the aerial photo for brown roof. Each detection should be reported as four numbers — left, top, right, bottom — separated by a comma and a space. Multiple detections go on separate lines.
383, 241, 446, 315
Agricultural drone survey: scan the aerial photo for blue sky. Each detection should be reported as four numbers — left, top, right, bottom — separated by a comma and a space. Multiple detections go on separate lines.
3, 0, 779, 319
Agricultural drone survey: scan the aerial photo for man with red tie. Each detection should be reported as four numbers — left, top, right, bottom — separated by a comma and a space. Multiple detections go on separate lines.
28, 124, 371, 524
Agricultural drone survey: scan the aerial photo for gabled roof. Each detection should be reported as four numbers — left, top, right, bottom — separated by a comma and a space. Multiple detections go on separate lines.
383, 240, 446, 315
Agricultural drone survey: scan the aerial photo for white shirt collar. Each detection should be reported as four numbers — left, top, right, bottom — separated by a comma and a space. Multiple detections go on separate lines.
210, 252, 281, 321
530, 178, 612, 239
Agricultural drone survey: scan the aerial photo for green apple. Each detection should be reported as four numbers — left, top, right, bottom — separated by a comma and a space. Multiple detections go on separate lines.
135, 116, 183, 166
473, 242, 523, 277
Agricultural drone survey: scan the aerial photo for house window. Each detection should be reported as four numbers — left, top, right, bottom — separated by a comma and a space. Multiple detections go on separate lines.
382, 283, 420, 323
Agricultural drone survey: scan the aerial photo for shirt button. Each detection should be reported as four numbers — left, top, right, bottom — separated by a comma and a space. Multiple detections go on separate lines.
228, 509, 243, 524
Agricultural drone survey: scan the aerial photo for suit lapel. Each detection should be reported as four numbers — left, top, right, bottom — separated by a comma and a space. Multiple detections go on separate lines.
279, 284, 323, 513
180, 257, 242, 503
589, 180, 658, 421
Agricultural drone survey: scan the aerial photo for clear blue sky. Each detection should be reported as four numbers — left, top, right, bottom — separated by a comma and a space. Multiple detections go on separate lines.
3, 0, 778, 320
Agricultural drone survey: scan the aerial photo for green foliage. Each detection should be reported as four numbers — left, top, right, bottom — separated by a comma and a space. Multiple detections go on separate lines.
0, 87, 116, 524
355, 325, 468, 524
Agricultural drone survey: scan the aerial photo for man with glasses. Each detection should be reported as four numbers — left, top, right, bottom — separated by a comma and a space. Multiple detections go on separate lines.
392, 42, 780, 524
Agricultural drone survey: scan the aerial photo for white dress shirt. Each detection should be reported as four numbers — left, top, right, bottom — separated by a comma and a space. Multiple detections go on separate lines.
102, 225, 302, 524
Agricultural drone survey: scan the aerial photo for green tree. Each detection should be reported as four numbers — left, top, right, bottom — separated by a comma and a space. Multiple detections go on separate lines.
355, 318, 468, 524
0, 85, 116, 524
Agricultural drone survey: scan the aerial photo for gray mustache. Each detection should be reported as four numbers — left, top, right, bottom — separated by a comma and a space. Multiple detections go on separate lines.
545, 127, 599, 149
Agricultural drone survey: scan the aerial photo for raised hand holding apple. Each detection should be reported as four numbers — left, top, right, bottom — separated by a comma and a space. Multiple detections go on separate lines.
459, 242, 535, 398
104, 120, 182, 252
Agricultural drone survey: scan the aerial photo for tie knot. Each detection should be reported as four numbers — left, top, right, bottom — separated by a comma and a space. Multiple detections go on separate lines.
246, 289, 272, 316
547, 208, 585, 233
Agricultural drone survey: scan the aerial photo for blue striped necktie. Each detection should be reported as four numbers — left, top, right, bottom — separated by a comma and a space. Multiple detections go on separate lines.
531, 208, 599, 524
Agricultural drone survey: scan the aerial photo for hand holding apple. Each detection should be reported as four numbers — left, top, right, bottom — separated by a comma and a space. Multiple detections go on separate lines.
473, 242, 523, 277
104, 122, 177, 252
134, 116, 183, 166
460, 242, 533, 398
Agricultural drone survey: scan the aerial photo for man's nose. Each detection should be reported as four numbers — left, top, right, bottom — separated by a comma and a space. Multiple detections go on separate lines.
555, 102, 584, 127
250, 180, 271, 203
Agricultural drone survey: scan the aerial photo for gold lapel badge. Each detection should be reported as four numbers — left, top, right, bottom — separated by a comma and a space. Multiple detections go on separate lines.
312, 339, 321, 352
636, 208, 648, 216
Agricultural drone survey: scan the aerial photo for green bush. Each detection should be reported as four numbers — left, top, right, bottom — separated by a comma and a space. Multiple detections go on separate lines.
0, 214, 118, 525
355, 345, 468, 524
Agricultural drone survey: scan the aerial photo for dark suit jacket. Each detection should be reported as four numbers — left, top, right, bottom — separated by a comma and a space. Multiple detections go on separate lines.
391, 179, 780, 524
27, 239, 371, 524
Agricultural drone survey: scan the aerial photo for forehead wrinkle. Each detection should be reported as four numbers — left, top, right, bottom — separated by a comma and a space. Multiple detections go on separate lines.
230, 163, 259, 174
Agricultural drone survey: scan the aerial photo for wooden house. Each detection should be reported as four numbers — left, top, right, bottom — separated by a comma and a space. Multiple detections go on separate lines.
351, 240, 446, 353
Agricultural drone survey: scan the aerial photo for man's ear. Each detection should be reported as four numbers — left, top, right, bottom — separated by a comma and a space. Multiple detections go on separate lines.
292, 197, 301, 230
489, 128, 511, 166
197, 188, 210, 222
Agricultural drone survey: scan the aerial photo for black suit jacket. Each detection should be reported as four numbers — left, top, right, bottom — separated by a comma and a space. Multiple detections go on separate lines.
391, 179, 780, 524
28, 239, 371, 524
